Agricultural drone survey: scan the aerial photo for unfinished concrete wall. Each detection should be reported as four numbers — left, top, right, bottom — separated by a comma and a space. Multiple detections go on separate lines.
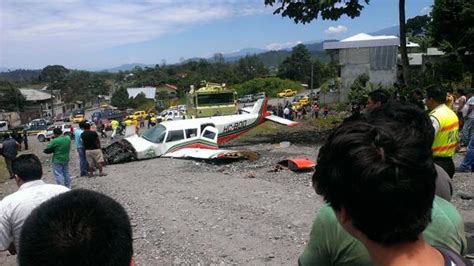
337, 47, 397, 102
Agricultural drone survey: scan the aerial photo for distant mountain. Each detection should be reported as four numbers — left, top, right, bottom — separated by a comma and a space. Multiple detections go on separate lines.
223, 48, 267, 58
101, 63, 155, 73
0, 67, 15, 73
182, 41, 332, 68
0, 69, 42, 82
370, 25, 399, 36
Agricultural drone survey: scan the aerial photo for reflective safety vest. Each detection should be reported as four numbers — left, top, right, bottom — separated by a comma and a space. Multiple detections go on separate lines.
430, 104, 459, 157
111, 120, 119, 129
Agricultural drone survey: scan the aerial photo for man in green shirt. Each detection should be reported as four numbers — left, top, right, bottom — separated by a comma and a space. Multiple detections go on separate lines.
44, 127, 71, 188
299, 197, 467, 265
301, 102, 469, 265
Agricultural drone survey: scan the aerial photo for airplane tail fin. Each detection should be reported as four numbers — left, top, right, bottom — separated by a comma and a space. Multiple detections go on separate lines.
250, 98, 267, 115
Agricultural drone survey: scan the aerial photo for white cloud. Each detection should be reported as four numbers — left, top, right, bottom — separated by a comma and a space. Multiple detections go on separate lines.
420, 6, 432, 15
265, 41, 302, 51
0, 0, 267, 66
324, 25, 348, 34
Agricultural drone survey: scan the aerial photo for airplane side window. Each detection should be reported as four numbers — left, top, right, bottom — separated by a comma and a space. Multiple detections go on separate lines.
185, 128, 198, 138
202, 130, 216, 140
166, 130, 184, 142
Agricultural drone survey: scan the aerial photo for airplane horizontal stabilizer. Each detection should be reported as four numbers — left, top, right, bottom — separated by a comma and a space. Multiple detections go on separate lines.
265, 115, 299, 127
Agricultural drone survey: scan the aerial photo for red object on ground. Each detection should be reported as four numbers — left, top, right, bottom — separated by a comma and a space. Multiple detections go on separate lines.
278, 157, 316, 171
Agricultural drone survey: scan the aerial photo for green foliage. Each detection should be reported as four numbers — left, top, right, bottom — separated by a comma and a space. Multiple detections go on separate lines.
348, 73, 371, 104
0, 78, 25, 111
430, 0, 474, 86
39, 65, 70, 83
406, 15, 431, 36
111, 87, 131, 110
278, 44, 312, 84
233, 55, 269, 83
264, 0, 370, 23
231, 77, 301, 97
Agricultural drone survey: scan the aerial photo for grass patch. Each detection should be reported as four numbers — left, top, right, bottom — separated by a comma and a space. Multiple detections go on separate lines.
307, 116, 344, 127
0, 159, 8, 183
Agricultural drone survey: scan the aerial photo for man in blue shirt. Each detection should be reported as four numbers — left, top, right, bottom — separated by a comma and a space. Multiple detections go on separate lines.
74, 122, 88, 177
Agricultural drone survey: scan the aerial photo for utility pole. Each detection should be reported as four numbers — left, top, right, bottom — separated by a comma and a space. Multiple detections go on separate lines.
50, 84, 55, 118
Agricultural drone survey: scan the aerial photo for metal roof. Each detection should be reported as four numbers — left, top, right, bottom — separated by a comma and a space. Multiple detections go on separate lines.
19, 88, 52, 101
127, 87, 156, 99
324, 33, 400, 50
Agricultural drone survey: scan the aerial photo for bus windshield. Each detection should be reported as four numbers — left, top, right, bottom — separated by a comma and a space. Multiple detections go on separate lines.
197, 92, 234, 105
142, 124, 167, 143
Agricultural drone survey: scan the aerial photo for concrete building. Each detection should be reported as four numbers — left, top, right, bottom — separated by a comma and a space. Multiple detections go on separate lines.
324, 33, 400, 101
19, 87, 65, 119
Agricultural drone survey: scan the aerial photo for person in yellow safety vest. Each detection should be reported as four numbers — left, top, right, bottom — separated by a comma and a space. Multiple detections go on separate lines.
110, 119, 119, 139
425, 86, 459, 178
150, 116, 157, 127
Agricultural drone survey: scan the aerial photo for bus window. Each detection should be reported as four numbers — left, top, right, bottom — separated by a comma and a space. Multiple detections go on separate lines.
185, 128, 198, 138
197, 92, 234, 105
165, 130, 184, 142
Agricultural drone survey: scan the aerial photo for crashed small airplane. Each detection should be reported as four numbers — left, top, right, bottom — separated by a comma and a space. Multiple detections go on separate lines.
103, 98, 298, 164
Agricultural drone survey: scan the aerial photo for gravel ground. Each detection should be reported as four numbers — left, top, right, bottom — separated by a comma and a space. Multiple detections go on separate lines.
1, 131, 473, 265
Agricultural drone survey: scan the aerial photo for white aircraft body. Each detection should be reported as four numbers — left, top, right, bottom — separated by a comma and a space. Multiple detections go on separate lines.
103, 98, 297, 163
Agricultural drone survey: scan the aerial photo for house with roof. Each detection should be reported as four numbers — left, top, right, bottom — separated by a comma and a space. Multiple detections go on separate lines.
127, 86, 157, 100
324, 33, 400, 101
156, 84, 178, 98
19, 87, 65, 119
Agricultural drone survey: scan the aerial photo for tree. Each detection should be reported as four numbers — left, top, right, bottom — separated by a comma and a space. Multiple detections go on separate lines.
277, 44, 312, 83
234, 55, 268, 83
265, 0, 411, 86
0, 78, 26, 112
406, 15, 431, 36
430, 0, 474, 86
39, 65, 69, 83
111, 87, 131, 110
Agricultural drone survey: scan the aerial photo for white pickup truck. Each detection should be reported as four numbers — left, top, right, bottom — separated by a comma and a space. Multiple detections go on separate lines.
36, 124, 74, 142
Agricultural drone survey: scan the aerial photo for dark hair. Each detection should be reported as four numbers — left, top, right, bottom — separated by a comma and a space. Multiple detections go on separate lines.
84, 123, 91, 130
19, 189, 133, 266
368, 89, 390, 104
53, 127, 62, 135
313, 102, 436, 245
12, 154, 43, 181
456, 89, 465, 96
79, 121, 86, 129
426, 86, 447, 103
3, 133, 10, 138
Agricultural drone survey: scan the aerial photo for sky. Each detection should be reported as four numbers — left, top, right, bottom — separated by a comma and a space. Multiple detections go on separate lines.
0, 0, 434, 70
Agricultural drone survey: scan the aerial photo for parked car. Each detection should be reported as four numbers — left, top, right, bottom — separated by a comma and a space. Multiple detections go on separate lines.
158, 109, 185, 122
91, 110, 124, 123
24, 118, 49, 131
36, 124, 73, 142
237, 94, 255, 103
72, 114, 86, 124
277, 89, 298, 97
254, 92, 266, 99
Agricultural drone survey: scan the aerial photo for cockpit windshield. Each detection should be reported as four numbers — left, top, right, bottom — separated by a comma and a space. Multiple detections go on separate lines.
142, 124, 167, 143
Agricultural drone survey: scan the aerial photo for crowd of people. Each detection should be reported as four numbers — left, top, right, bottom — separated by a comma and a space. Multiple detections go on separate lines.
0, 85, 473, 265
271, 101, 329, 121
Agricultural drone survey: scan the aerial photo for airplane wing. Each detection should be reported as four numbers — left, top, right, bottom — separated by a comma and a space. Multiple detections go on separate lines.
163, 148, 259, 161
265, 115, 299, 127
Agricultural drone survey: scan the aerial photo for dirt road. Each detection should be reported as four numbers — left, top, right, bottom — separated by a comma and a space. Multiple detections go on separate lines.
1, 132, 473, 265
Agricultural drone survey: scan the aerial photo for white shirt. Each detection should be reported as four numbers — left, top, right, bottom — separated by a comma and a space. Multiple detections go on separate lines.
466, 96, 474, 119
0, 180, 69, 251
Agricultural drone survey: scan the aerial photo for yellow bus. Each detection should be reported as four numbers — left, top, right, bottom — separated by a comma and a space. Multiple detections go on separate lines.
186, 82, 237, 118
